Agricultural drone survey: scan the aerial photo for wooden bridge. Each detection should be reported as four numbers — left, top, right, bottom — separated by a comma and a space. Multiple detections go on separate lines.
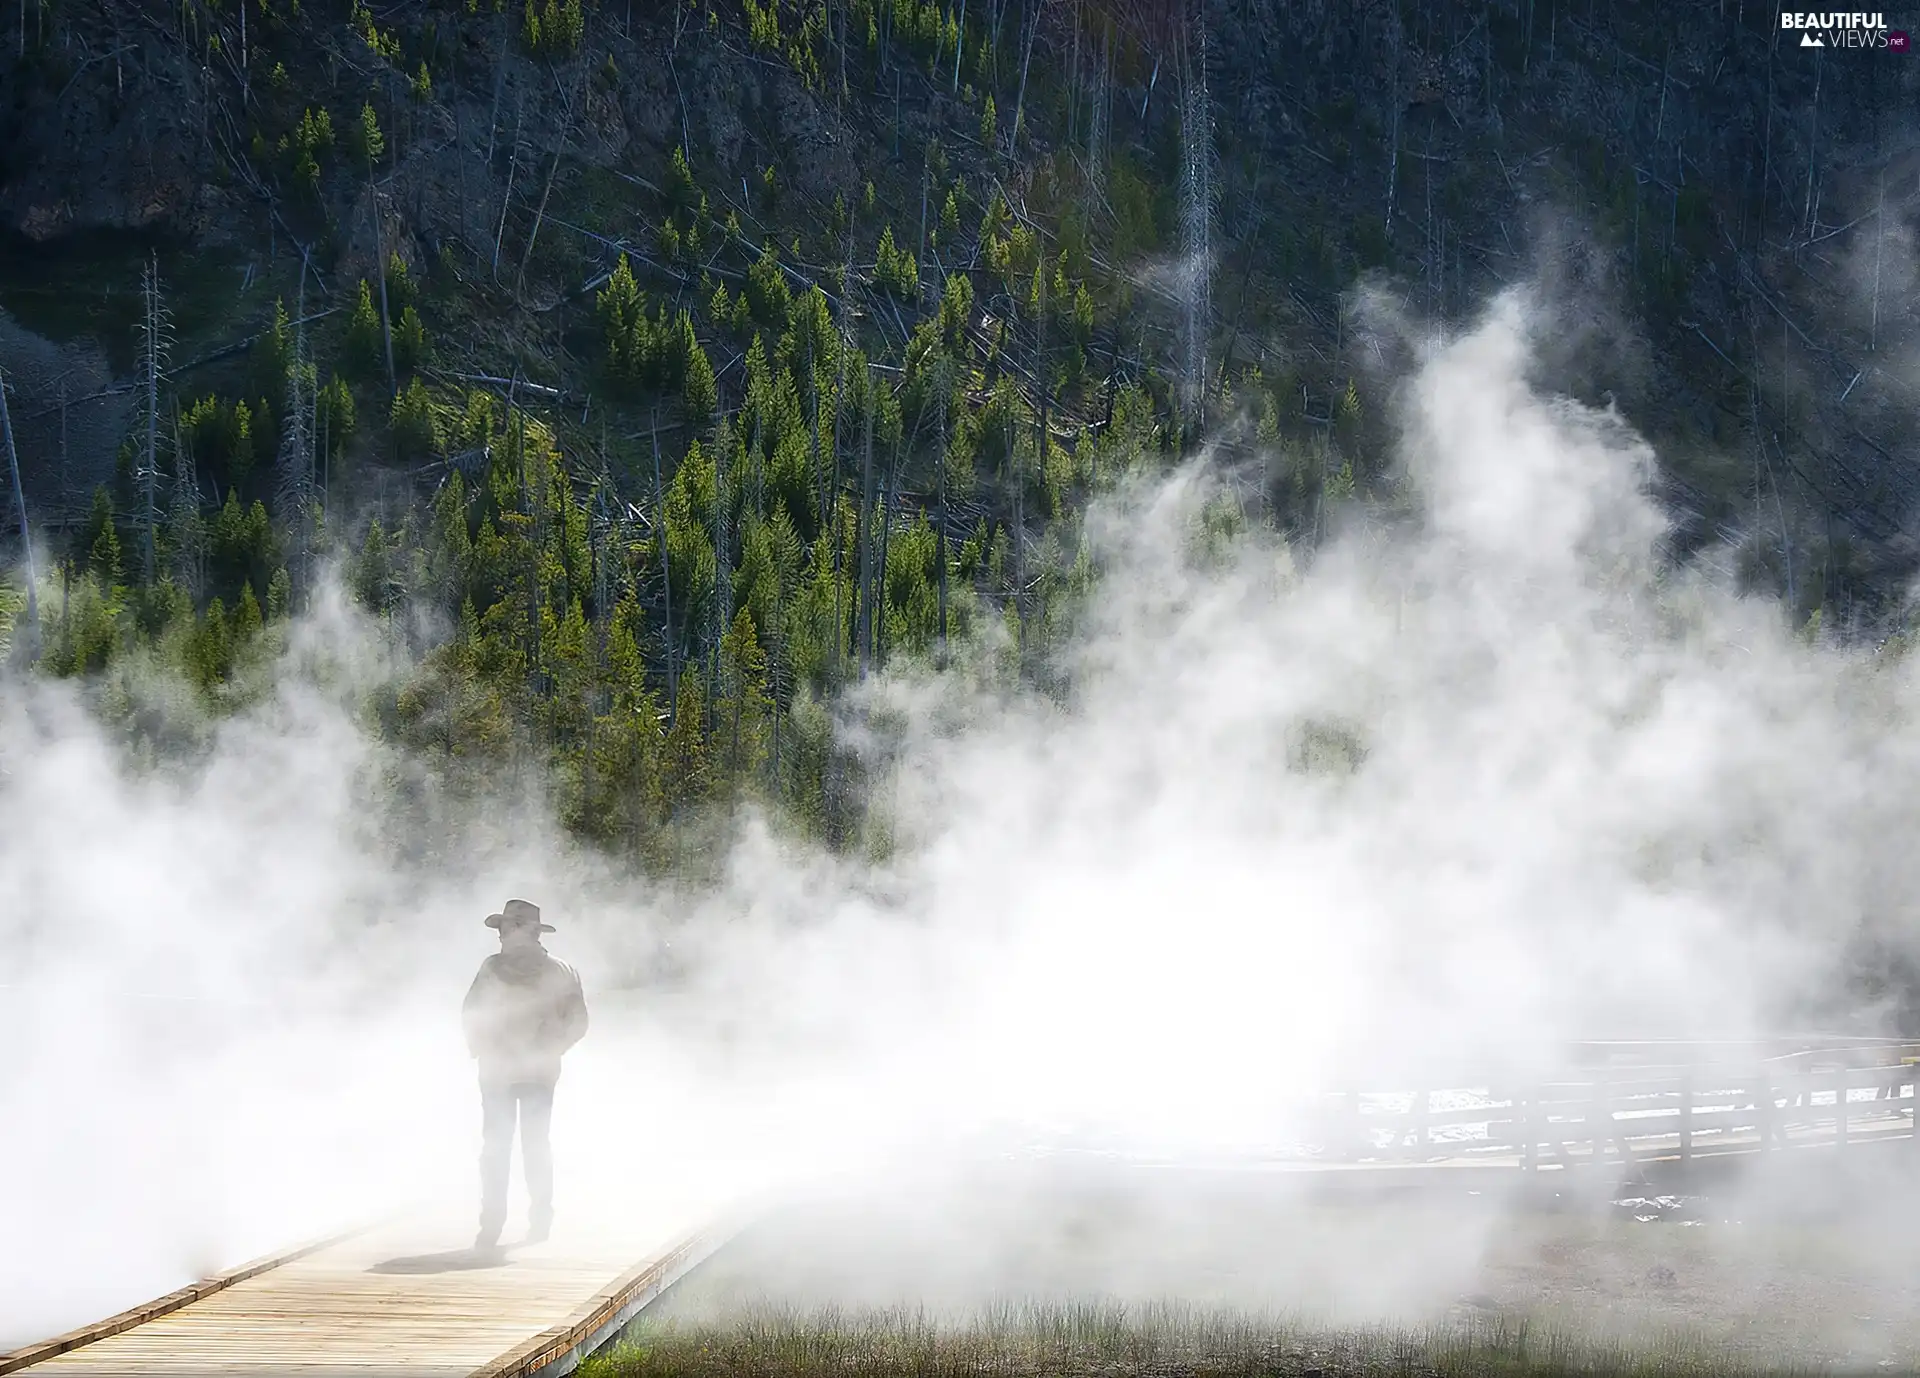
5, 1038, 1916, 1376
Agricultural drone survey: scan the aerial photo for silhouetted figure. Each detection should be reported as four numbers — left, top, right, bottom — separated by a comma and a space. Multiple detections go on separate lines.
462, 899, 589, 1250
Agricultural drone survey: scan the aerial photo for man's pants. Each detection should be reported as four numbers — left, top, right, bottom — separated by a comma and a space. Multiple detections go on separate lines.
478, 1080, 555, 1242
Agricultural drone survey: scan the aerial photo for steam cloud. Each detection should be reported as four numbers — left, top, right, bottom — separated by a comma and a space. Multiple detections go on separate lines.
4, 285, 1918, 1351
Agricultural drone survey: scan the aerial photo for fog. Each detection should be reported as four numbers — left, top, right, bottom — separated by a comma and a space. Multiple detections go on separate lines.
5, 283, 1920, 1355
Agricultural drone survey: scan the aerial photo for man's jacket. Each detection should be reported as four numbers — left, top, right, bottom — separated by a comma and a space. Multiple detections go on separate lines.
462, 948, 589, 1085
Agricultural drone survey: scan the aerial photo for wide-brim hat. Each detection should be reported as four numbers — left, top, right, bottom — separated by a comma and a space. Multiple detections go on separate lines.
485, 898, 555, 933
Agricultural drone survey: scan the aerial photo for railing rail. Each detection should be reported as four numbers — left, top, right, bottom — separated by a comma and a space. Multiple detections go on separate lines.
1303, 1041, 1920, 1169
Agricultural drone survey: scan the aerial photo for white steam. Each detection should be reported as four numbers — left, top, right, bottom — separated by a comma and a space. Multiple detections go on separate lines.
4, 286, 1918, 1350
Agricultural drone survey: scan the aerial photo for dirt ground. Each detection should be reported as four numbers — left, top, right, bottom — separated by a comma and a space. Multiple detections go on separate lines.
1466, 1210, 1920, 1370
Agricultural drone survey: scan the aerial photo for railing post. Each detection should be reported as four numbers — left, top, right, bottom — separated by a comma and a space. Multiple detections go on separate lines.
1836, 1063, 1850, 1151
1680, 1067, 1693, 1163
1412, 1088, 1428, 1162
1522, 1087, 1536, 1173
1756, 1067, 1773, 1153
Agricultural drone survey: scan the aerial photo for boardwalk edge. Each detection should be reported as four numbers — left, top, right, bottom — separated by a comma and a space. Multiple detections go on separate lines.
473, 1227, 734, 1378
0, 1220, 380, 1375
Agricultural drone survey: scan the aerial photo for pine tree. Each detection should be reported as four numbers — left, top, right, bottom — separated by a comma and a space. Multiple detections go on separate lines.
546, 595, 596, 753
236, 582, 264, 640
598, 255, 645, 391
267, 566, 292, 620
351, 100, 386, 166
683, 329, 718, 419
194, 597, 233, 689
345, 281, 384, 379
318, 375, 355, 456
428, 471, 474, 610
714, 605, 773, 796
746, 244, 791, 329
664, 439, 718, 645
660, 671, 711, 814
356, 519, 392, 612
394, 305, 428, 374
228, 400, 256, 486
391, 379, 441, 460
251, 298, 293, 407
85, 488, 124, 589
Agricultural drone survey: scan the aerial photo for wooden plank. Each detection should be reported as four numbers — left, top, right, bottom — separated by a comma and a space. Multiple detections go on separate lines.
0, 1224, 376, 1375
6, 1207, 728, 1378
474, 1228, 725, 1378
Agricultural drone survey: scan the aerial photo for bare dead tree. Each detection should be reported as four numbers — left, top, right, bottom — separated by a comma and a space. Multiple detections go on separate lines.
1385, 9, 1401, 245
831, 226, 855, 681
953, 0, 968, 89
1068, 0, 1082, 144
1176, 8, 1212, 419
1036, 226, 1050, 502
367, 151, 396, 394
1802, 45, 1823, 242
493, 97, 526, 281
518, 52, 590, 294
277, 251, 316, 596
136, 254, 172, 586
875, 423, 898, 668
651, 407, 678, 717
169, 404, 205, 604
486, 6, 509, 166
1010, 0, 1042, 155
858, 359, 876, 676
708, 416, 729, 733
1871, 168, 1886, 352
0, 365, 37, 638
936, 354, 951, 662
918, 146, 932, 300
1087, 15, 1110, 193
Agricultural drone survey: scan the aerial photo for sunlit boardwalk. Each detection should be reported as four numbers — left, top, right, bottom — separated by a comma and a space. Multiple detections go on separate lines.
7, 1040, 1914, 1375
0, 1205, 725, 1378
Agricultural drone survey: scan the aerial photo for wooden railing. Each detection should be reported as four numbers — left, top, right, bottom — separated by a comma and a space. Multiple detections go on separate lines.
1311, 1039, 1920, 1170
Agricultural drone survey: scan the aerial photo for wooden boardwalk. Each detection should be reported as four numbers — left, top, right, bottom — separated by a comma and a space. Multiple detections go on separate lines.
1290, 1037, 1920, 1192
6, 1039, 1916, 1376
0, 1205, 727, 1378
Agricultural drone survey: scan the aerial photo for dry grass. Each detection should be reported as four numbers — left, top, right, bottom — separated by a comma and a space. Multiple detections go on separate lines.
577, 1171, 1920, 1378
579, 1301, 1844, 1378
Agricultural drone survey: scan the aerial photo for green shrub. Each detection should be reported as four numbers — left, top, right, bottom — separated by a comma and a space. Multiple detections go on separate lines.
391, 379, 441, 460
318, 375, 355, 454
283, 107, 333, 191
344, 280, 384, 380
348, 101, 384, 168
521, 0, 583, 57
875, 225, 919, 300
394, 306, 427, 374
745, 244, 791, 330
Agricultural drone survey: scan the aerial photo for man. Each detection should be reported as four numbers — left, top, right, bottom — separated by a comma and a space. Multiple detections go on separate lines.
461, 899, 589, 1250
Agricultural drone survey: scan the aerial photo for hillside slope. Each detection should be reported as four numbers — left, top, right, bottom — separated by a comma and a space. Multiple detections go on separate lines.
1, 0, 1918, 858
